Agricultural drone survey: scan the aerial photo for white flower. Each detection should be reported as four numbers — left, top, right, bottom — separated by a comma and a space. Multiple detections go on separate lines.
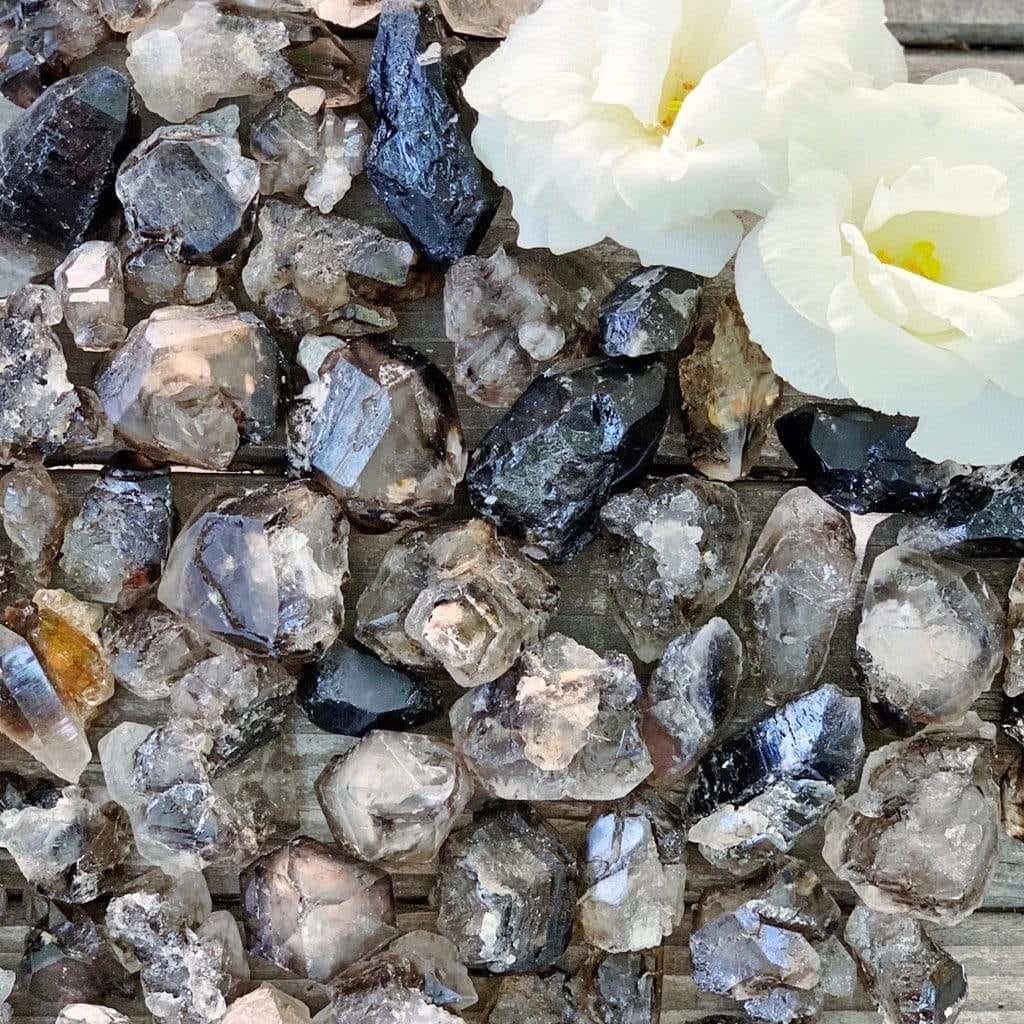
737, 82, 1024, 466
463, 0, 905, 276
927, 67, 1024, 110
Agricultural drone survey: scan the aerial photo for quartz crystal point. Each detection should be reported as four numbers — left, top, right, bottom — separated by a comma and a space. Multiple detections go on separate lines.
159, 482, 349, 658
298, 639, 443, 735
846, 904, 967, 1024
598, 266, 703, 358
1007, 560, 1024, 698
679, 298, 782, 482
643, 618, 741, 790
451, 633, 652, 801
387, 931, 477, 1010
0, 785, 131, 903
54, 242, 127, 352
60, 454, 173, 609
444, 247, 608, 408
439, 0, 541, 37
574, 953, 656, 1024
776, 403, 966, 515
242, 199, 418, 339
488, 973, 579, 1024
432, 802, 576, 974
241, 835, 398, 981
467, 359, 668, 561
56, 1009, 132, 1024
690, 858, 847, 1023
366, 0, 500, 266
856, 546, 1004, 729
287, 333, 466, 530
601, 475, 750, 661
96, 302, 281, 470
125, 0, 293, 121
0, 68, 138, 294
0, 465, 65, 584
224, 986, 311, 1024
578, 790, 687, 952
356, 518, 558, 685
315, 731, 473, 866
823, 716, 999, 924
685, 685, 865, 875
738, 487, 857, 705
897, 460, 1024, 554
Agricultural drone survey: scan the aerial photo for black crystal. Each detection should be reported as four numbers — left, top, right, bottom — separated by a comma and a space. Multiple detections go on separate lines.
365, 0, 500, 266
598, 266, 703, 358
0, 769, 60, 812
297, 640, 444, 736
466, 358, 668, 561
776, 403, 966, 515
0, 67, 139, 256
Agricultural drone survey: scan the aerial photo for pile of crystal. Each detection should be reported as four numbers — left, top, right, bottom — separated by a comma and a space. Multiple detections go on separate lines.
286, 333, 466, 530
356, 517, 558, 685
690, 858, 857, 1023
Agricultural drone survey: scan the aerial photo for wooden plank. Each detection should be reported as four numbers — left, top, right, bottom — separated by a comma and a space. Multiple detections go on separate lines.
886, 0, 1024, 48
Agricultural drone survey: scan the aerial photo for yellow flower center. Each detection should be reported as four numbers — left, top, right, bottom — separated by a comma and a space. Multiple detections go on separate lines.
874, 241, 943, 283
660, 81, 697, 132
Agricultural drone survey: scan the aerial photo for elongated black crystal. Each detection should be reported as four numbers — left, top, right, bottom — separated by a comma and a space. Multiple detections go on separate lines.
366, 0, 500, 266
598, 266, 703, 358
466, 358, 668, 561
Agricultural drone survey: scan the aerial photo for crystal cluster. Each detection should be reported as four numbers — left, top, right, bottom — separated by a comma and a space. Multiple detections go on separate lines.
598, 266, 702, 357
356, 518, 557, 686
451, 633, 652, 801
287, 333, 466, 530
601, 475, 750, 661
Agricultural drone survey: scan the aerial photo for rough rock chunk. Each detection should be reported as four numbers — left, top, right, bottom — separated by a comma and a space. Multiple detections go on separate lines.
1007, 560, 1024, 698
601, 474, 750, 661
685, 685, 864, 876
6, 283, 62, 324
679, 298, 781, 481
158, 482, 349, 658
643, 618, 741, 790
304, 0, 378, 29
432, 802, 576, 974
823, 716, 999, 924
287, 333, 465, 530
451, 633, 651, 801
95, 302, 281, 471
366, 0, 500, 265
439, 0, 542, 37
386, 931, 477, 1009
574, 953, 656, 1024
224, 985, 311, 1024
54, 242, 126, 352
488, 973, 579, 1024
356, 518, 557, 686
738, 487, 857, 705
598, 266, 702, 358
467, 359, 668, 561
0, 465, 65, 584
241, 836, 397, 982
56, 1008, 132, 1024
856, 546, 1004, 729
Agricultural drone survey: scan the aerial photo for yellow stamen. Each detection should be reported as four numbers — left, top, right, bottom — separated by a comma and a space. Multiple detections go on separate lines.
660, 82, 697, 131
872, 241, 942, 282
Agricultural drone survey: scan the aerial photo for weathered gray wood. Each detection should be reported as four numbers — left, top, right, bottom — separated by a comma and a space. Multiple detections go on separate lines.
886, 0, 1024, 47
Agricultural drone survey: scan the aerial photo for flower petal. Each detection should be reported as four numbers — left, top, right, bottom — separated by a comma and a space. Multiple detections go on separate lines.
610, 208, 743, 277
939, 332, 1024, 398
926, 68, 1024, 111
910, 383, 1024, 465
735, 226, 849, 397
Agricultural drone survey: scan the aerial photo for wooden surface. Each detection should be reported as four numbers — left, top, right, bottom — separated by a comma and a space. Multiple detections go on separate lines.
7, 13, 1024, 1024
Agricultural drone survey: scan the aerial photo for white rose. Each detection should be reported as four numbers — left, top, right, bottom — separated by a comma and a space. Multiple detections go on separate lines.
463, 0, 905, 276
737, 82, 1024, 466
927, 68, 1024, 110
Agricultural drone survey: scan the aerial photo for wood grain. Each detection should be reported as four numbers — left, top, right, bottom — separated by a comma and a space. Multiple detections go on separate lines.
886, 0, 1024, 47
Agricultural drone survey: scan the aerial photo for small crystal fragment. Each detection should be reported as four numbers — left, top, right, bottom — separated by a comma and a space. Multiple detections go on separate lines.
488, 973, 579, 1024
0, 465, 65, 584
241, 835, 397, 982
598, 266, 702, 358
7, 283, 62, 324
0, 785, 131, 903
298, 640, 443, 735
95, 302, 281, 470
54, 242, 127, 352
823, 715, 999, 924
432, 802, 576, 973
56, 1008, 132, 1024
685, 685, 865, 875
738, 486, 857, 704
1002, 755, 1024, 843
439, 0, 541, 37
243, 199, 418, 339
315, 731, 473, 867
845, 904, 967, 1024
776, 403, 966, 515
60, 454, 173, 609
328, 957, 461, 1024
467, 359, 668, 561
305, 0, 378, 28
444, 247, 607, 408
679, 298, 782, 481
451, 633, 652, 800
601, 475, 750, 661
387, 931, 477, 1010
224, 985, 311, 1024
643, 618, 741, 790
287, 334, 465, 530
856, 546, 1004, 729
98, 0, 167, 31
126, 0, 293, 121
578, 790, 687, 952
574, 953, 656, 1024
159, 481, 349, 658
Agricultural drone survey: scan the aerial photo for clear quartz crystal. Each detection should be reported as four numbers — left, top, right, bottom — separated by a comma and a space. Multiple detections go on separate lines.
56, 1008, 133, 1024
738, 486, 857, 704
0, 465, 65, 584
54, 242, 126, 351
438, 0, 541, 37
